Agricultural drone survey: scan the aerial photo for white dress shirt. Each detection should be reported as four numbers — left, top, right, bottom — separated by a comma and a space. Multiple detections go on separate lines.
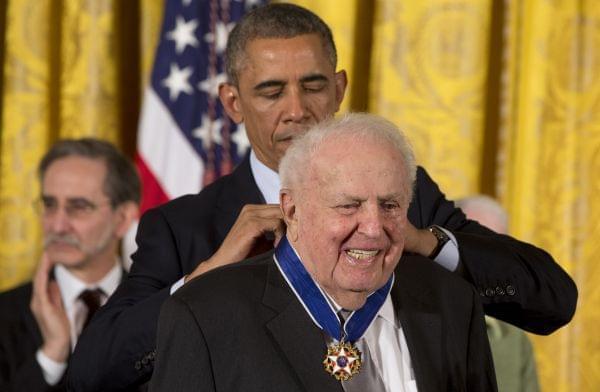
36, 261, 122, 385
249, 149, 281, 204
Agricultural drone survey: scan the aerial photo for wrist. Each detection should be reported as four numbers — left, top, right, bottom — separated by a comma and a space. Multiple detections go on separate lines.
408, 228, 438, 257
36, 349, 68, 386
186, 259, 218, 284
41, 341, 70, 363
426, 225, 450, 259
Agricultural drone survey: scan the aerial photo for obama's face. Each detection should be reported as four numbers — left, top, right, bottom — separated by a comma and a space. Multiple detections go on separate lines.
220, 34, 347, 171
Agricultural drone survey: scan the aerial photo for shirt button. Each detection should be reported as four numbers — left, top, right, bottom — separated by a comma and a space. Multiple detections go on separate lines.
506, 285, 516, 296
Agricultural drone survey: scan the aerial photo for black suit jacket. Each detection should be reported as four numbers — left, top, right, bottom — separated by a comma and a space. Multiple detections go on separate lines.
0, 283, 62, 392
68, 156, 576, 391
149, 252, 497, 392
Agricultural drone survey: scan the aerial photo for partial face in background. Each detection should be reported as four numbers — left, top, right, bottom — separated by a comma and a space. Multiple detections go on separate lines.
461, 206, 507, 234
41, 156, 122, 271
219, 33, 347, 171
282, 136, 410, 309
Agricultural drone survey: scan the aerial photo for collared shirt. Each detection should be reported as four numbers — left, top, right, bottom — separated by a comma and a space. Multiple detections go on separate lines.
327, 293, 418, 392
249, 149, 280, 204
36, 260, 122, 385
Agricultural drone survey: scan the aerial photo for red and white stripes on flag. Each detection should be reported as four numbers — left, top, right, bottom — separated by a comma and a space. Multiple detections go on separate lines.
123, 0, 264, 267
136, 0, 264, 213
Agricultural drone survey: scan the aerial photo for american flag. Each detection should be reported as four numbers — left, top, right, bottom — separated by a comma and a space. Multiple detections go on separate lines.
124, 0, 265, 267
136, 0, 265, 214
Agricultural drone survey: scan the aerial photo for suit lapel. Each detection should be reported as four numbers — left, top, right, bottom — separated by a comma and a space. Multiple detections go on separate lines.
262, 262, 343, 392
392, 258, 442, 392
214, 154, 265, 242
260, 255, 444, 392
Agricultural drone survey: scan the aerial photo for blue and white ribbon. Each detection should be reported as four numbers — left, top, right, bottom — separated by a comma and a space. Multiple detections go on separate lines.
274, 235, 393, 342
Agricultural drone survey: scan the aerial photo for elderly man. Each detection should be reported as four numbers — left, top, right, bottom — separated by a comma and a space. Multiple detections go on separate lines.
0, 139, 139, 392
150, 114, 497, 392
70, 3, 575, 391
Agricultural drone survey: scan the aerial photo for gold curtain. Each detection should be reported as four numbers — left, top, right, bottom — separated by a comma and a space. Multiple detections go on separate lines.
0, 0, 164, 291
369, 0, 492, 197
0, 0, 51, 291
140, 0, 165, 87
498, 1, 600, 390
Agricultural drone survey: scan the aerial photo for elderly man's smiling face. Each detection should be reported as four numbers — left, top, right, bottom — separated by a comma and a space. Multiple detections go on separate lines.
282, 135, 409, 309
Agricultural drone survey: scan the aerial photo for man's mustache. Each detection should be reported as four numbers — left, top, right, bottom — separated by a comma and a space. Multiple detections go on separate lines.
44, 234, 80, 249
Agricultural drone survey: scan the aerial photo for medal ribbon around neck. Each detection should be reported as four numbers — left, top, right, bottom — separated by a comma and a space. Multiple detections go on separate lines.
274, 235, 394, 343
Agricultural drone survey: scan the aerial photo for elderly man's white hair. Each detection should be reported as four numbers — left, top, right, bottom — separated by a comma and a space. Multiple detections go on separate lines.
279, 112, 416, 202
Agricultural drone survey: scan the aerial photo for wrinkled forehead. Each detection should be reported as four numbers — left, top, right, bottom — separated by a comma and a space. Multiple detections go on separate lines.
313, 133, 400, 167
304, 138, 407, 193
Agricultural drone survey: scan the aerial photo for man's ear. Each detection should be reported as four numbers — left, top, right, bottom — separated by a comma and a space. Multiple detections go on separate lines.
113, 201, 139, 238
334, 70, 348, 112
218, 83, 243, 124
280, 189, 298, 242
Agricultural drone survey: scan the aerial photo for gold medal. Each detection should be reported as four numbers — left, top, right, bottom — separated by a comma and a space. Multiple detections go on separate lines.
323, 341, 362, 381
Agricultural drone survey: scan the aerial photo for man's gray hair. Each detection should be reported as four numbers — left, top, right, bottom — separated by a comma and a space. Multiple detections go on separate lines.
39, 138, 141, 207
280, 113, 417, 202
225, 3, 337, 85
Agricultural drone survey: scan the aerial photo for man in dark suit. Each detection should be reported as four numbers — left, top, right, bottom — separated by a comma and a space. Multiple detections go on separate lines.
150, 113, 498, 392
69, 3, 576, 391
0, 139, 139, 392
